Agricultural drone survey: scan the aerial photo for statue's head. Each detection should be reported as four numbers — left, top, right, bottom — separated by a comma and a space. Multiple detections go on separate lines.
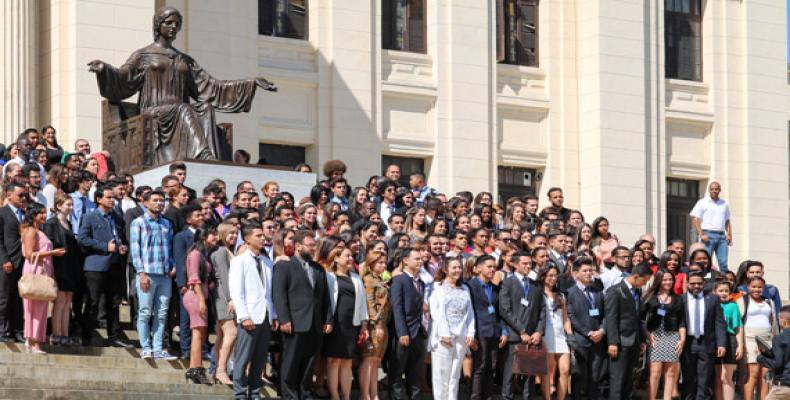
152, 6, 183, 41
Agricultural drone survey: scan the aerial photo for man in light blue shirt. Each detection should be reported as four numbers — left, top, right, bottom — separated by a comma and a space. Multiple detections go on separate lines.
69, 171, 96, 232
130, 190, 176, 360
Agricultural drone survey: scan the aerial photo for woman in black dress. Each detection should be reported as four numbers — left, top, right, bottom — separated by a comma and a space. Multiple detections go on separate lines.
324, 247, 369, 400
42, 193, 83, 346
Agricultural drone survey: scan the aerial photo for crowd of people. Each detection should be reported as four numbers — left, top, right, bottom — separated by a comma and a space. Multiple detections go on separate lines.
0, 126, 788, 400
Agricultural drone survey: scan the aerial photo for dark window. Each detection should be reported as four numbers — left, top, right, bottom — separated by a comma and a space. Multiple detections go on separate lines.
259, 0, 308, 40
665, 0, 702, 81
666, 178, 700, 248
497, 166, 537, 204
497, 0, 538, 67
382, 0, 427, 54
382, 155, 425, 187
258, 143, 306, 168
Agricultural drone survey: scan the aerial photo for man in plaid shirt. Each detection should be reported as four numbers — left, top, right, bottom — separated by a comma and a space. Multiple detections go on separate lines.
130, 190, 177, 360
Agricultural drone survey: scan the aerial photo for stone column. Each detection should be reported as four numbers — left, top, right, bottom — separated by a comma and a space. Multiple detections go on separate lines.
0, 0, 36, 144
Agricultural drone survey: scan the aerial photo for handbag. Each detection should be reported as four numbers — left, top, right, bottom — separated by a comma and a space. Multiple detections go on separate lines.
512, 342, 548, 376
18, 253, 57, 302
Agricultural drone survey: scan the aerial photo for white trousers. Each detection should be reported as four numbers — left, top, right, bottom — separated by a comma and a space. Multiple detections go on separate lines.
431, 337, 468, 400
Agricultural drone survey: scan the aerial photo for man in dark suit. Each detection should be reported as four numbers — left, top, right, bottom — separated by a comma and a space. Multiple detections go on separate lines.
388, 247, 428, 400
566, 256, 606, 400
272, 230, 332, 400
499, 251, 546, 400
172, 204, 203, 358
547, 231, 569, 274
467, 255, 508, 400
77, 185, 132, 348
681, 272, 727, 400
0, 183, 28, 342
604, 262, 653, 400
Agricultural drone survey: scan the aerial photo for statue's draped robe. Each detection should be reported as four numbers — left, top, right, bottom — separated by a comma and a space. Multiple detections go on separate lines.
95, 44, 257, 164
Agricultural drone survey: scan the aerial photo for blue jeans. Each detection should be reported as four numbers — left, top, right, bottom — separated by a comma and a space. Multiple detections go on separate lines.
704, 230, 729, 272
136, 273, 172, 352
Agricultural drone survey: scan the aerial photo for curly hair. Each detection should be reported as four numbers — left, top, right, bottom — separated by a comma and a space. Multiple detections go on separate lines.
322, 160, 347, 178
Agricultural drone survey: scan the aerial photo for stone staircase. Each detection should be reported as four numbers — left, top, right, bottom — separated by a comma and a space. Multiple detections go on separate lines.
0, 341, 260, 399
0, 304, 279, 399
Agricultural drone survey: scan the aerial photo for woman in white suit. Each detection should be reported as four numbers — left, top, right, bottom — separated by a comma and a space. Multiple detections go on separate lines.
428, 256, 476, 400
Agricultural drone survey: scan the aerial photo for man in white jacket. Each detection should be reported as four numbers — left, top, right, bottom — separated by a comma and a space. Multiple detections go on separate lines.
229, 222, 278, 400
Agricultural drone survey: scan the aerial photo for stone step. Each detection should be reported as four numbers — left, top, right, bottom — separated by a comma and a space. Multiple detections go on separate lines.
0, 363, 208, 385
0, 377, 251, 399
0, 351, 198, 372
0, 387, 231, 400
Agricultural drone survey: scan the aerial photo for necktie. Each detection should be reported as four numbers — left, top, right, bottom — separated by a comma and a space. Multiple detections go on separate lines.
631, 288, 640, 311
303, 261, 314, 288
82, 197, 88, 215
694, 295, 702, 337
585, 287, 595, 307
484, 283, 494, 305
256, 257, 266, 293
413, 276, 422, 297
15, 209, 23, 223
522, 277, 530, 299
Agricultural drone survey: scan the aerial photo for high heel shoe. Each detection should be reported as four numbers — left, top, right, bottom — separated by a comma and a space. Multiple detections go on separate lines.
214, 371, 233, 385
185, 367, 213, 385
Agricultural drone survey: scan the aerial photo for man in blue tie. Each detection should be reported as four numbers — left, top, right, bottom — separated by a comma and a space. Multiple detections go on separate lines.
681, 272, 726, 400
0, 183, 29, 342
78, 185, 132, 348
499, 251, 546, 400
604, 262, 653, 400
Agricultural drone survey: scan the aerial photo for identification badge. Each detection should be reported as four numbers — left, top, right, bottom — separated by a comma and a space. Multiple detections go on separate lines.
657, 308, 667, 316
488, 305, 496, 315
589, 308, 600, 317
527, 271, 538, 281
520, 298, 530, 307
705, 272, 711, 279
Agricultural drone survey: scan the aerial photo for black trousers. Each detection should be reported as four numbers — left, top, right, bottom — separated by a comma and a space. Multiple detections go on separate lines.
82, 266, 123, 341
608, 344, 640, 400
471, 336, 501, 400
232, 320, 271, 400
681, 338, 714, 400
0, 264, 22, 337
280, 327, 323, 400
502, 342, 534, 400
572, 342, 605, 400
388, 332, 427, 400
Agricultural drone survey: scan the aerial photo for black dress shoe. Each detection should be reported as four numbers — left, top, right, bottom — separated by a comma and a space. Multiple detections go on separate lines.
13, 333, 24, 343
109, 338, 134, 348
0, 336, 13, 343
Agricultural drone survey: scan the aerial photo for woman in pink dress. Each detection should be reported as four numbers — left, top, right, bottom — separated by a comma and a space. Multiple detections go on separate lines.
21, 203, 65, 354
183, 227, 218, 384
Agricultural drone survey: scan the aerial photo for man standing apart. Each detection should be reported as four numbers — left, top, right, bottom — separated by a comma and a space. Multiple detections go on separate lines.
130, 190, 177, 360
229, 222, 278, 400
690, 181, 732, 272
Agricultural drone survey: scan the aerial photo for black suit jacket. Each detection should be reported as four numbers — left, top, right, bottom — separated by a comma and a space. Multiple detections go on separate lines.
272, 256, 332, 333
681, 293, 727, 353
499, 274, 546, 343
605, 280, 646, 347
466, 277, 504, 339
567, 283, 606, 348
0, 206, 22, 270
389, 272, 425, 339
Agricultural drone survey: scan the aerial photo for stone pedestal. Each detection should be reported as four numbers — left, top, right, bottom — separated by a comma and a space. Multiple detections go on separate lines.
133, 160, 317, 202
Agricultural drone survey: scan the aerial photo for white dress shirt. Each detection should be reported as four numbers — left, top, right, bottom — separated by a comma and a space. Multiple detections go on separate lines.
229, 249, 277, 325
689, 197, 730, 232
